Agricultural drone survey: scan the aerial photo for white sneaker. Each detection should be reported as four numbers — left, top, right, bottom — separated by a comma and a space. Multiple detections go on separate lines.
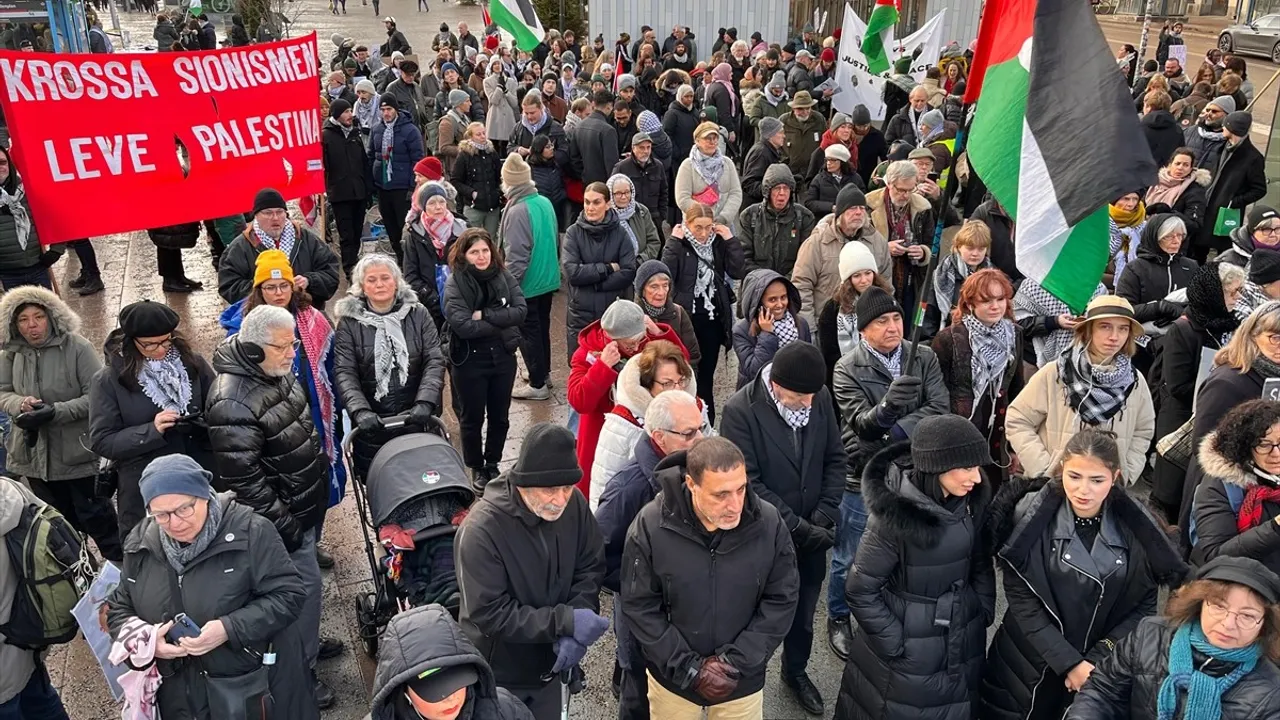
512, 383, 551, 400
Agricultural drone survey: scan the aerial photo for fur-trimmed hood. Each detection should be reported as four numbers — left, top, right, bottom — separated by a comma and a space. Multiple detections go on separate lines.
1197, 431, 1258, 490
613, 351, 698, 419
0, 285, 81, 347
332, 282, 420, 321
985, 474, 1187, 586
458, 138, 496, 155
861, 440, 992, 549
1191, 167, 1212, 187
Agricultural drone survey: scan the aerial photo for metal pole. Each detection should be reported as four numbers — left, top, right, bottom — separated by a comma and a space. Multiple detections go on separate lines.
1133, 0, 1154, 90
558, 0, 564, 32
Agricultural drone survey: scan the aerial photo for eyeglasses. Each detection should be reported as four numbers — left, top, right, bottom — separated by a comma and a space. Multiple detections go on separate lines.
260, 282, 293, 293
1262, 333, 1280, 347
1255, 440, 1280, 455
135, 337, 173, 351
1256, 226, 1280, 237
653, 376, 689, 391
147, 498, 199, 524
658, 426, 700, 440
1205, 599, 1264, 629
266, 339, 301, 352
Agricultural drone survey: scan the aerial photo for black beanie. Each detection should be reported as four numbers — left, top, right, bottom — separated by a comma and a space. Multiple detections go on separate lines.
911, 415, 993, 473
379, 92, 398, 109
856, 286, 903, 330
1250, 248, 1280, 285
835, 184, 867, 218
329, 98, 352, 119
1247, 205, 1279, 234
251, 188, 287, 217
770, 343, 825, 394
508, 423, 582, 488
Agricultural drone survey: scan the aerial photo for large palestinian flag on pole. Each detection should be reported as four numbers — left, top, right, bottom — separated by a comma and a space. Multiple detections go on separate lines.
488, 0, 544, 52
860, 0, 899, 75
964, 0, 1157, 312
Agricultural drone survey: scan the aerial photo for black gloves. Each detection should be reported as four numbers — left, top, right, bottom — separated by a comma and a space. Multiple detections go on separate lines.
355, 411, 383, 434
882, 376, 922, 416
793, 519, 836, 552
14, 403, 55, 430
407, 402, 435, 428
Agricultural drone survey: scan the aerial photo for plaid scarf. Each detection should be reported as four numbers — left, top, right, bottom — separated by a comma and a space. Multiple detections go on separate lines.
253, 219, 296, 258
1057, 344, 1136, 426
762, 364, 809, 429
861, 336, 902, 377
772, 311, 799, 346
1237, 468, 1280, 531
962, 314, 1014, 402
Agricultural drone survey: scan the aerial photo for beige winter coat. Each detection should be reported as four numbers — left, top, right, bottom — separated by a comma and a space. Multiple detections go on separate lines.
1005, 359, 1156, 483
790, 214, 894, 326
920, 77, 946, 108
674, 156, 744, 226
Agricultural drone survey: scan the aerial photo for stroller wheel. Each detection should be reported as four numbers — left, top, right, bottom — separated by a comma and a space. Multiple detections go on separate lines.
355, 592, 380, 658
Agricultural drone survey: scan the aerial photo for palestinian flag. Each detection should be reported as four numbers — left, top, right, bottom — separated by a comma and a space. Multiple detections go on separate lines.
965, 0, 1157, 312
860, 0, 899, 75
488, 0, 544, 53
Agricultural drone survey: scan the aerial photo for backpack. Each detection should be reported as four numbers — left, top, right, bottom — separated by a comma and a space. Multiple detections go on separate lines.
1187, 481, 1245, 549
0, 493, 95, 649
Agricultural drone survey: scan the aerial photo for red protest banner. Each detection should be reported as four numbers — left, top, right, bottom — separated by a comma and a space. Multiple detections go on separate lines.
0, 34, 325, 245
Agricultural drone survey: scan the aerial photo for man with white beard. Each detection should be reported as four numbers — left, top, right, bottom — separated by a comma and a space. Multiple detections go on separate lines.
455, 423, 607, 720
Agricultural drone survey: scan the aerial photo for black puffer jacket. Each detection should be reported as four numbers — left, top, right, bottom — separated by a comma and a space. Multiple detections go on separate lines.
980, 477, 1188, 720
562, 209, 638, 338
1063, 616, 1280, 720
835, 441, 995, 720
107, 495, 315, 720
0, 146, 58, 273
452, 140, 504, 212
147, 222, 201, 250
804, 163, 862, 219
621, 452, 799, 706
1115, 213, 1200, 307
204, 337, 328, 552
662, 101, 700, 167
333, 288, 446, 479
455, 476, 604, 689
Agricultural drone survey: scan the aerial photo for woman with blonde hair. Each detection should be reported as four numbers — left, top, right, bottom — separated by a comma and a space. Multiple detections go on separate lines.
1006, 295, 1155, 483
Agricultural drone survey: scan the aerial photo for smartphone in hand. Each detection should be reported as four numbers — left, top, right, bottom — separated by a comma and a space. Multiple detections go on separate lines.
166, 613, 203, 643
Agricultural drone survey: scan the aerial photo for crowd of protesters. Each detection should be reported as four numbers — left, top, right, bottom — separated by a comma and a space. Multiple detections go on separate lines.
3, 10, 1280, 720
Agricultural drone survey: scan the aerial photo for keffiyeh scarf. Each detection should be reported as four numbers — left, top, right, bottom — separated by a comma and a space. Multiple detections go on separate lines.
353, 97, 378, 130
836, 312, 858, 355
772, 310, 799, 346
1013, 280, 1105, 366
0, 186, 32, 250
353, 300, 414, 401
933, 254, 988, 323
380, 120, 396, 184
296, 307, 336, 464
689, 232, 718, 318
1234, 279, 1270, 322
861, 336, 902, 377
253, 218, 296, 258
689, 146, 726, 188
762, 364, 809, 429
137, 347, 192, 413
1108, 217, 1146, 282
962, 314, 1014, 405
1058, 344, 1137, 426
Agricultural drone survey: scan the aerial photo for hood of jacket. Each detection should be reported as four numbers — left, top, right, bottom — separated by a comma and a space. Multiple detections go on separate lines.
1143, 109, 1179, 131
369, 604, 500, 720
736, 268, 802, 319
1135, 212, 1185, 264
656, 449, 763, 539
984, 475, 1188, 585
861, 440, 992, 549
573, 208, 622, 238
333, 282, 420, 321
211, 335, 273, 381
1228, 225, 1256, 259
0, 476, 36, 538
613, 352, 699, 419
761, 162, 794, 194
0, 285, 80, 348
1198, 432, 1263, 490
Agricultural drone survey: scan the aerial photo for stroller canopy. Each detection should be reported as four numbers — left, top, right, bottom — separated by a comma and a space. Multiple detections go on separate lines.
367, 433, 473, 528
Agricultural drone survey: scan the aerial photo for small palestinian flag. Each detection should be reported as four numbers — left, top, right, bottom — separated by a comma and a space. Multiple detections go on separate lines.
489, 0, 544, 53
964, 0, 1157, 312
860, 0, 899, 75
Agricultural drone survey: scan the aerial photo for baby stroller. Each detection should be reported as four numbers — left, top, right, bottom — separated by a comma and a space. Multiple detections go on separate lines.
348, 416, 473, 657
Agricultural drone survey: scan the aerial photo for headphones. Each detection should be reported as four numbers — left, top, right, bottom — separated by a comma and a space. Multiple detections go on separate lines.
241, 340, 267, 364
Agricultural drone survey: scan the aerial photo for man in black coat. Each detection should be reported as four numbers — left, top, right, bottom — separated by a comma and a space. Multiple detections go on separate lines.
612, 132, 667, 222
197, 14, 216, 49
204, 305, 342, 707
321, 100, 371, 281
1197, 110, 1268, 263
971, 196, 1020, 284
1141, 90, 1184, 167
718, 343, 844, 716
455, 424, 608, 720
622, 436, 798, 717
741, 117, 788, 208
218, 188, 342, 310
570, 90, 620, 186
381, 17, 411, 56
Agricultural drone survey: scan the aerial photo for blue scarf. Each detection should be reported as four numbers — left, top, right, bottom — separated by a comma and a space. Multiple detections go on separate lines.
520, 108, 549, 136
1157, 622, 1261, 720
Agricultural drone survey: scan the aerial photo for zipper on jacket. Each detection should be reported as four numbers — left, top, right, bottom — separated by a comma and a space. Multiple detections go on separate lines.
1003, 559, 1065, 720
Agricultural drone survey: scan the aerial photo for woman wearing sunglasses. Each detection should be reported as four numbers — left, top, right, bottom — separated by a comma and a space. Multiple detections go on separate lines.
89, 300, 216, 542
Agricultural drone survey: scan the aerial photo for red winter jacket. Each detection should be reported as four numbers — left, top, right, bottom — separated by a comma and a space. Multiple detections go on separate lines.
567, 320, 686, 498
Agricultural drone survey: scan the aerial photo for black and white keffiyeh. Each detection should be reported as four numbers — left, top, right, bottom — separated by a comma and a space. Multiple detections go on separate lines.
1013, 279, 1106, 366
689, 234, 718, 318
835, 312, 858, 355
962, 314, 1014, 403
772, 311, 800, 346
137, 347, 193, 413
252, 218, 296, 258
352, 301, 414, 401
1058, 344, 1137, 426
1234, 279, 1271, 323
762, 364, 809, 429
933, 254, 989, 324
861, 336, 902, 377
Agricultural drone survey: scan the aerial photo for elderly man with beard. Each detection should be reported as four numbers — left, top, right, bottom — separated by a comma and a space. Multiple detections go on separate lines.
204, 305, 342, 708
792, 184, 893, 325
1183, 95, 1233, 171
456, 423, 607, 720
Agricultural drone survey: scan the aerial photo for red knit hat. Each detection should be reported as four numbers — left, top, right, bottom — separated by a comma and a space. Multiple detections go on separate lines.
820, 47, 836, 63
414, 156, 443, 180
833, 28, 842, 41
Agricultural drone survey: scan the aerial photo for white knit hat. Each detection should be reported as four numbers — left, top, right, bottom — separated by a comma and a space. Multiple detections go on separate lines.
839, 241, 878, 282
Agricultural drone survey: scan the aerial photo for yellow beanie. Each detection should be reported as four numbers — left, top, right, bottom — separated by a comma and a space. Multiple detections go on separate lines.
253, 249, 295, 287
